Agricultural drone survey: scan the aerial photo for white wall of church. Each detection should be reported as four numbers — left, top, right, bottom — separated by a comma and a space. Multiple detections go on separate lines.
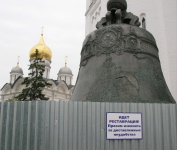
10, 73, 22, 84
0, 75, 74, 101
85, 0, 177, 101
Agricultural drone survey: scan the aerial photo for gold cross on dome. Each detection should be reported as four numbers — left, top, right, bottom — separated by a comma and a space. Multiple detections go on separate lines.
41, 27, 44, 36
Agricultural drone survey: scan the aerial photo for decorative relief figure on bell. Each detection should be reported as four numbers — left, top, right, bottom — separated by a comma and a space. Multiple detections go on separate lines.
80, 25, 158, 67
86, 55, 140, 102
101, 31, 117, 47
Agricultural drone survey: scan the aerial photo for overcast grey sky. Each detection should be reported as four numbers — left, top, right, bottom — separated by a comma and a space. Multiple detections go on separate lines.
0, 0, 86, 88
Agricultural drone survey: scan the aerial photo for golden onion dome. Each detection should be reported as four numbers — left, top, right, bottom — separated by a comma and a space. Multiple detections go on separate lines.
29, 34, 52, 61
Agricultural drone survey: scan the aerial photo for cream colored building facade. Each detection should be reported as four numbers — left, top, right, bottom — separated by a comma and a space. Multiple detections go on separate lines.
85, 0, 177, 101
0, 34, 74, 101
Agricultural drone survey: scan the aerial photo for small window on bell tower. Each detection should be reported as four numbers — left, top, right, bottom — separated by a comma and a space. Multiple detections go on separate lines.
140, 13, 146, 29
142, 17, 146, 29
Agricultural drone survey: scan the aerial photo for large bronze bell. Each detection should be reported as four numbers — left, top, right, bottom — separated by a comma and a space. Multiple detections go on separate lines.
71, 0, 175, 103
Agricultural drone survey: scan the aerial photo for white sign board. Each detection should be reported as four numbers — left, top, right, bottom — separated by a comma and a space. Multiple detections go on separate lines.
106, 112, 142, 140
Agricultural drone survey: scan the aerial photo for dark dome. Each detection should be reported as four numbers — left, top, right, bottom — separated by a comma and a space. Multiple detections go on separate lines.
10, 66, 23, 74
58, 66, 73, 75
107, 0, 127, 11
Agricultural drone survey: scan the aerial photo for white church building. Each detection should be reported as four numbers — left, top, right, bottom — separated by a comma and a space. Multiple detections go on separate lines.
0, 33, 74, 101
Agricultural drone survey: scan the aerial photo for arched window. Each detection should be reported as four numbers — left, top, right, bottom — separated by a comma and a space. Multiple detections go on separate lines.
140, 13, 146, 29
142, 17, 146, 29
92, 16, 95, 23
10, 75, 12, 83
